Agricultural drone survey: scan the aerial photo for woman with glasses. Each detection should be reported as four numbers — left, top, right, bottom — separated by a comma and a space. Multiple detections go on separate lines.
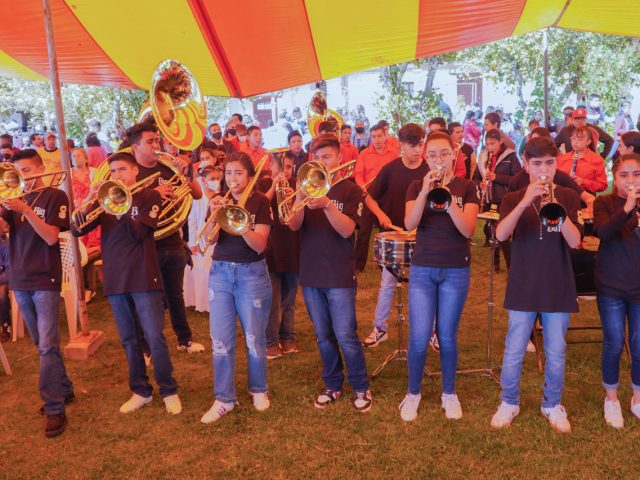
399, 131, 480, 422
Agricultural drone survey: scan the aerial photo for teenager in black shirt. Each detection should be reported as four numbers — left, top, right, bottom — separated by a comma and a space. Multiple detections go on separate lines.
593, 154, 640, 428
127, 122, 205, 353
490, 137, 581, 434
288, 134, 372, 413
258, 151, 300, 358
361, 123, 428, 348
200, 151, 273, 424
473, 128, 521, 271
399, 131, 479, 422
0, 149, 73, 437
72, 152, 181, 415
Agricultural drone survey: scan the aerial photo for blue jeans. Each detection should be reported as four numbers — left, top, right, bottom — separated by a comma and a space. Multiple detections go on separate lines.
500, 310, 570, 408
14, 290, 73, 415
108, 291, 178, 398
598, 295, 640, 391
407, 266, 470, 395
157, 248, 192, 345
266, 271, 298, 347
374, 267, 397, 331
302, 287, 369, 392
209, 260, 272, 403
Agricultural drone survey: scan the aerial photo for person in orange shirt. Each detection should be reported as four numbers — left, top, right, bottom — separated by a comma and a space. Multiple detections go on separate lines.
339, 125, 360, 164
378, 120, 400, 152
307, 121, 355, 165
354, 124, 400, 271
557, 126, 608, 194
240, 126, 272, 168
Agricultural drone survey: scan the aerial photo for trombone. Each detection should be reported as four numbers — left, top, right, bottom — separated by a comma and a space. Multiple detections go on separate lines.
196, 155, 270, 252
0, 163, 67, 204
277, 159, 356, 224
72, 172, 161, 229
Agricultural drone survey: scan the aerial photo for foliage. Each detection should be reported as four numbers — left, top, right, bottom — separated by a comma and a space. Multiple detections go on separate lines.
462, 29, 640, 124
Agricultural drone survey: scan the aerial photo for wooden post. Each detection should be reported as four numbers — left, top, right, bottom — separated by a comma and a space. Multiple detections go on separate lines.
41, 0, 105, 359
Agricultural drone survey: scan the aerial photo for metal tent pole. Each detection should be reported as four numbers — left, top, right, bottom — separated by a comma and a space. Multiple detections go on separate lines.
543, 29, 550, 127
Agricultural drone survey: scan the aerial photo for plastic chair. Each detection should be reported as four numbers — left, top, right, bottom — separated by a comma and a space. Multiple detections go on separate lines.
10, 290, 24, 342
58, 232, 88, 339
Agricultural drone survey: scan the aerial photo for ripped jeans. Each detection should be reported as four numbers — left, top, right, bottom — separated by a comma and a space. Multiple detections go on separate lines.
208, 259, 272, 403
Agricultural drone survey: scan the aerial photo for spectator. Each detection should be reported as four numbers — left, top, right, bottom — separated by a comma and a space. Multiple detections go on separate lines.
37, 132, 62, 172
339, 124, 359, 164
29, 132, 44, 149
378, 119, 399, 151
618, 131, 640, 155
85, 132, 107, 168
427, 116, 447, 133
0, 134, 19, 155
554, 107, 614, 158
463, 111, 482, 149
351, 119, 370, 151
483, 112, 516, 150
87, 120, 112, 153
0, 143, 12, 162
556, 106, 575, 132
287, 130, 307, 175
586, 94, 605, 126
614, 101, 634, 140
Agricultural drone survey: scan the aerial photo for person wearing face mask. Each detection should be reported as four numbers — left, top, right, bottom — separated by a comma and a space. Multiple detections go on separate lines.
0, 144, 12, 162
351, 120, 370, 152
235, 124, 249, 152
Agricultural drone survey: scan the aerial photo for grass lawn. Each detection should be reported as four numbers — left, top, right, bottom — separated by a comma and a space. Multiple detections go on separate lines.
2, 227, 639, 479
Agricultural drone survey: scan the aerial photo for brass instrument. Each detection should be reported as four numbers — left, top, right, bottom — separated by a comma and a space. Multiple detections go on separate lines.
307, 91, 345, 138
93, 59, 205, 240
275, 174, 293, 225
480, 151, 492, 206
72, 172, 162, 229
539, 175, 566, 226
426, 164, 452, 212
570, 151, 579, 177
0, 163, 67, 204
277, 159, 356, 225
195, 187, 234, 254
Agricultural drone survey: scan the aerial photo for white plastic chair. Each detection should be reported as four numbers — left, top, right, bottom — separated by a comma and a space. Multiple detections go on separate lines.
10, 291, 24, 342
58, 232, 88, 338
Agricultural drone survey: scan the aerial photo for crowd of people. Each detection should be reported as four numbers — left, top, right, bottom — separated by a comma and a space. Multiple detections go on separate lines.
1, 103, 639, 442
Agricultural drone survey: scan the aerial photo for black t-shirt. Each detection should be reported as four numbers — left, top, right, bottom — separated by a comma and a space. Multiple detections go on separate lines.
212, 191, 273, 263
72, 189, 163, 296
136, 162, 183, 251
1, 188, 69, 291
405, 177, 479, 268
593, 194, 640, 303
299, 180, 363, 288
368, 157, 428, 229
257, 178, 300, 273
500, 186, 581, 312
508, 169, 583, 196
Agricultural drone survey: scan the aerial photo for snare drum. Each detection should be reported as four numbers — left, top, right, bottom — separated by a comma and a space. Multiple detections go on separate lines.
373, 231, 416, 268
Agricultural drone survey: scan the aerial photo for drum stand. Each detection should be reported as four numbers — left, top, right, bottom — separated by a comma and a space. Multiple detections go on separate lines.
457, 218, 500, 383
371, 267, 433, 379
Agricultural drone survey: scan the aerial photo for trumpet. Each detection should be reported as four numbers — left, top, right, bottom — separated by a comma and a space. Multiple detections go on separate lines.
480, 151, 492, 206
195, 186, 234, 254
0, 163, 67, 204
426, 164, 452, 212
538, 175, 566, 227
277, 159, 356, 225
72, 172, 162, 229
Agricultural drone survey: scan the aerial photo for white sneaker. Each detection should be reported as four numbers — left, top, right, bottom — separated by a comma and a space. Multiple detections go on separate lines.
490, 401, 520, 429
362, 327, 388, 348
201, 400, 235, 424
177, 341, 205, 353
526, 340, 536, 353
541, 404, 572, 433
252, 392, 270, 412
163, 394, 182, 415
399, 393, 421, 422
630, 399, 640, 419
604, 399, 623, 429
441, 393, 462, 420
119, 393, 152, 413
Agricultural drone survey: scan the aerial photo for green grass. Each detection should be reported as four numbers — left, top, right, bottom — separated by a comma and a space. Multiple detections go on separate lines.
2, 227, 639, 479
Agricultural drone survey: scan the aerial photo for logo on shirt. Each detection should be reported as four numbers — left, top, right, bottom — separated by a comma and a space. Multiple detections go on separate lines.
130, 206, 139, 220
250, 213, 256, 230
33, 206, 46, 220
451, 195, 464, 208
58, 205, 67, 220
149, 204, 160, 219
547, 225, 561, 233
331, 200, 344, 212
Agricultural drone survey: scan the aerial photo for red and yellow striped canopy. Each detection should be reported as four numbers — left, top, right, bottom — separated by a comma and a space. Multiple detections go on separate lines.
1, 0, 639, 98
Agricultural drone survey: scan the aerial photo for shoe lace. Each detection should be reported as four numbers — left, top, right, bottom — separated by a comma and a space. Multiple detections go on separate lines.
551, 405, 568, 420
400, 394, 420, 409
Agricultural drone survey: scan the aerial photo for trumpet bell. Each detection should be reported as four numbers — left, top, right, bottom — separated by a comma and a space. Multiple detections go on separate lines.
0, 166, 24, 199
216, 205, 253, 236
298, 162, 330, 198
427, 188, 452, 212
540, 202, 566, 227
98, 181, 132, 215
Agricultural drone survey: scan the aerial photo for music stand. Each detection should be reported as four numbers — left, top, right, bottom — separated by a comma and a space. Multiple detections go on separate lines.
371, 266, 433, 379
457, 214, 500, 383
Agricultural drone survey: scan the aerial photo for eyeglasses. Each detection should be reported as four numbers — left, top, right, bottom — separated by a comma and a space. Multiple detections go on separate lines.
425, 150, 453, 162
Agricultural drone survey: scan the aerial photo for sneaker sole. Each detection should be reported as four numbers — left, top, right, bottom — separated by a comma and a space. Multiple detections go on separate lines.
541, 412, 571, 434
605, 418, 624, 429
355, 403, 372, 413
363, 336, 388, 348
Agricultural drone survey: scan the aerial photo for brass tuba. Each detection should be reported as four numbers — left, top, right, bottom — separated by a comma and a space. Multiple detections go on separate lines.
307, 91, 344, 138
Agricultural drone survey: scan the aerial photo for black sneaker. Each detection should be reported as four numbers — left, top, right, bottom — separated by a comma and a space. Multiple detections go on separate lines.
0, 323, 10, 343
45, 413, 67, 438
362, 327, 388, 348
314, 389, 342, 409
40, 393, 75, 416
354, 390, 372, 413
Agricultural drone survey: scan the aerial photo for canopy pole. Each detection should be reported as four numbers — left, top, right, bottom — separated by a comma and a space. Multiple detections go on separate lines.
543, 29, 550, 127
41, 0, 105, 359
